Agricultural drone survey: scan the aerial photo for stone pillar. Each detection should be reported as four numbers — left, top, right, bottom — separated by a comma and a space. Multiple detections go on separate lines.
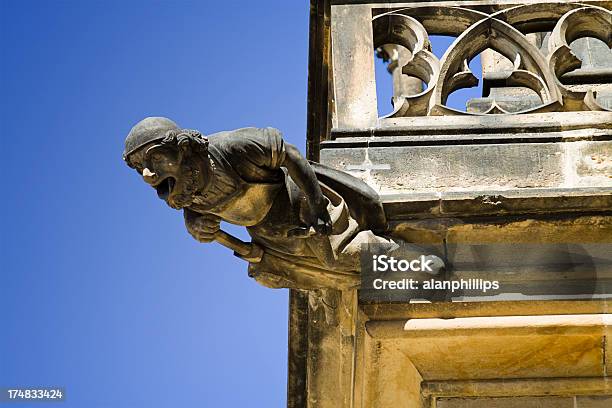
377, 44, 423, 98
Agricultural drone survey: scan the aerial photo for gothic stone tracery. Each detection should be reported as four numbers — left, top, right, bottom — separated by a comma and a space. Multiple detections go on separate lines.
372, 2, 612, 116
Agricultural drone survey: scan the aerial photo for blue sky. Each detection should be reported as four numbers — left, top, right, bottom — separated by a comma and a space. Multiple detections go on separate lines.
0, 1, 481, 407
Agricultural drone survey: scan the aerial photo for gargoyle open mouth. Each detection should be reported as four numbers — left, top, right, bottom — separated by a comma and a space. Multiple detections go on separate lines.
155, 177, 176, 200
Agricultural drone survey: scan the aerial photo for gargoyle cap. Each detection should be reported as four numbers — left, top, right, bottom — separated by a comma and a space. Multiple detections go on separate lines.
123, 117, 180, 160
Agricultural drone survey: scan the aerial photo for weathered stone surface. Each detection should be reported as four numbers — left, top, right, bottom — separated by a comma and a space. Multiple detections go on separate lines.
321, 141, 612, 197
436, 396, 575, 408
434, 394, 612, 407
576, 396, 612, 408
331, 4, 378, 128
423, 377, 612, 399
361, 333, 424, 407
366, 314, 609, 380
297, 0, 612, 404
361, 299, 612, 320
304, 1, 612, 405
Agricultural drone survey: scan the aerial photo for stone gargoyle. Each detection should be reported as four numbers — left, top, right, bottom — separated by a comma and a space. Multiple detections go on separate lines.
123, 117, 442, 290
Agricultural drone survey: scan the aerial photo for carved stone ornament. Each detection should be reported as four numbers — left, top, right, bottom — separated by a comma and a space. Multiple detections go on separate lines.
372, 2, 611, 116
123, 117, 444, 290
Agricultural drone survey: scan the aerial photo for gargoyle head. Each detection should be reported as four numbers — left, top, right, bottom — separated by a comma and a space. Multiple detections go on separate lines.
123, 117, 213, 210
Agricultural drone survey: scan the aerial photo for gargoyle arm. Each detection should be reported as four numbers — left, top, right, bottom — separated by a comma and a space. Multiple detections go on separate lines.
281, 143, 331, 231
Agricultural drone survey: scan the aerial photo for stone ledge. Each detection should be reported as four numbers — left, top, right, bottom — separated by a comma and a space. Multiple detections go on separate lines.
365, 314, 611, 338
382, 187, 612, 219
360, 299, 612, 319
422, 377, 612, 398
330, 111, 612, 138
323, 128, 612, 148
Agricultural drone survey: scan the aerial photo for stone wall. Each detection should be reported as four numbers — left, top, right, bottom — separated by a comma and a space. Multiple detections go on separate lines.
291, 1, 612, 406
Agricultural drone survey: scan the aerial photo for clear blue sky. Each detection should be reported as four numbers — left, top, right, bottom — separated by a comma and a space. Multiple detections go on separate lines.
0, 1, 480, 407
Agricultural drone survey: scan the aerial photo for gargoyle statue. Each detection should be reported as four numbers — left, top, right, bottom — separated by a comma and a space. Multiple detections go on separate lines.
123, 117, 442, 290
